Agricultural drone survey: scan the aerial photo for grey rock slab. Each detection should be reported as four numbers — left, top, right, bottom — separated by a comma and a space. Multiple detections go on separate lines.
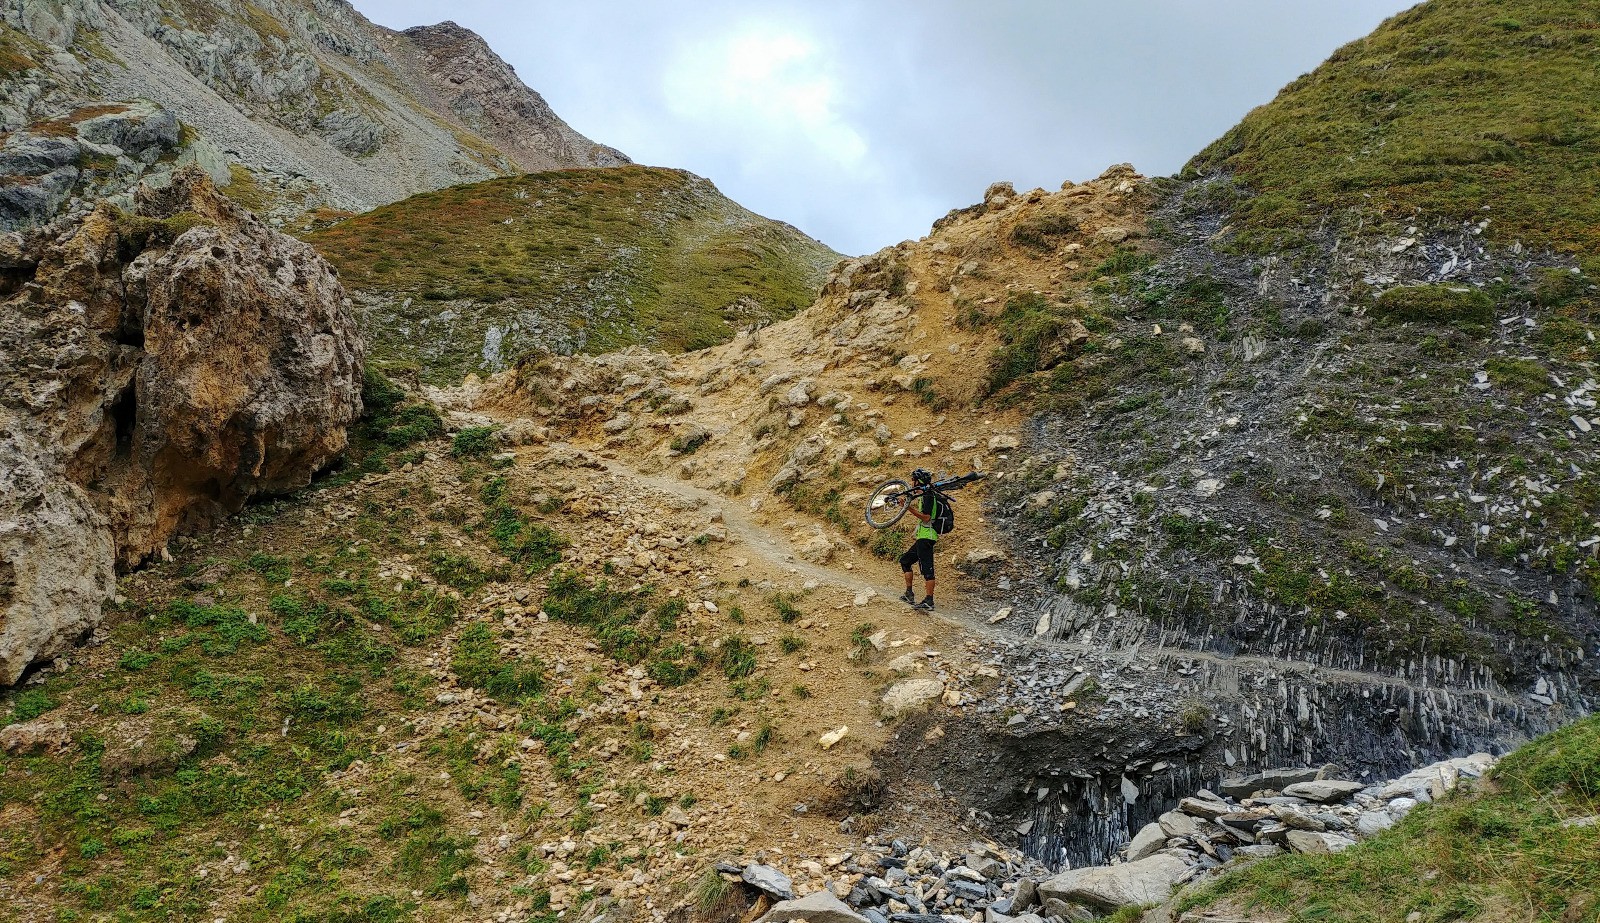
1355, 811, 1395, 836
1282, 780, 1365, 803
742, 864, 795, 900
1180, 797, 1233, 820
1011, 878, 1037, 912
1037, 854, 1192, 910
882, 678, 945, 716
758, 890, 869, 923
1158, 810, 1201, 838
1220, 767, 1322, 798
0, 718, 73, 754
1286, 831, 1358, 855
1126, 821, 1167, 861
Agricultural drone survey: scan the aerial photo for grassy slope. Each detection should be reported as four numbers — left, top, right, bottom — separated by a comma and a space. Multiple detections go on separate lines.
0, 394, 803, 922
1184, 0, 1600, 255
307, 166, 841, 383
1180, 715, 1600, 922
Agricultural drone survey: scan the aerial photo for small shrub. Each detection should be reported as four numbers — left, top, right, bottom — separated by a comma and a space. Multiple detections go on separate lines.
450, 426, 499, 458
244, 553, 291, 583
718, 637, 758, 680
909, 377, 949, 411
1180, 702, 1212, 734
1486, 356, 1549, 397
1010, 211, 1079, 250
767, 593, 803, 623
8, 688, 57, 722
670, 431, 711, 454
428, 551, 496, 594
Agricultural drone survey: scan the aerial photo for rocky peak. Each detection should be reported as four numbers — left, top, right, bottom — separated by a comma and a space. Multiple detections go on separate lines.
392, 20, 629, 172
0, 0, 627, 223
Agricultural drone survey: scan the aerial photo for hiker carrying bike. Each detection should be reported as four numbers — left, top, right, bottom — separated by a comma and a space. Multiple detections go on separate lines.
865, 468, 983, 612
899, 468, 944, 611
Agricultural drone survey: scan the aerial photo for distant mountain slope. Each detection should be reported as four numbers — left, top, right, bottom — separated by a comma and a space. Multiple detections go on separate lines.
0, 0, 626, 219
1185, 0, 1600, 255
307, 166, 842, 382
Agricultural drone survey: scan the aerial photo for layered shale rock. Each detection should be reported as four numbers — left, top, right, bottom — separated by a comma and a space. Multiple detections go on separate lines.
0, 166, 362, 683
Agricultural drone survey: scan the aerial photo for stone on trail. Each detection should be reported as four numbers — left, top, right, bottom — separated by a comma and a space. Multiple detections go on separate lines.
882, 678, 945, 716
1037, 854, 1191, 909
758, 889, 869, 923
1179, 796, 1232, 821
1157, 809, 1200, 838
742, 863, 795, 900
819, 726, 849, 750
1219, 767, 1323, 798
1355, 811, 1395, 837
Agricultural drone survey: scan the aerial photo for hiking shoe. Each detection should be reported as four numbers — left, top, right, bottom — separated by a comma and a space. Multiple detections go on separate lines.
900, 589, 916, 605
913, 597, 935, 611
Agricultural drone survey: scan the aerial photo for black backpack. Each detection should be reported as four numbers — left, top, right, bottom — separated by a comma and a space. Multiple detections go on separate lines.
930, 492, 955, 535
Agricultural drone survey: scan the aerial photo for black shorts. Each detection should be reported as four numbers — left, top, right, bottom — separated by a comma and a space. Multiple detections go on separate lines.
899, 538, 936, 579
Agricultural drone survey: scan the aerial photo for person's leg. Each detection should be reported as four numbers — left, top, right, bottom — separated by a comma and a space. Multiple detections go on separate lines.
914, 540, 937, 609
898, 547, 917, 603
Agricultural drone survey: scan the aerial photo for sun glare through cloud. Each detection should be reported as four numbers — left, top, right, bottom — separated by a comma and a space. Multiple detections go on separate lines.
664, 27, 870, 173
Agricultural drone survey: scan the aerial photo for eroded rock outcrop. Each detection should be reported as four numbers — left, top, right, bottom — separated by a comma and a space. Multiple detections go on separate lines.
0, 166, 362, 683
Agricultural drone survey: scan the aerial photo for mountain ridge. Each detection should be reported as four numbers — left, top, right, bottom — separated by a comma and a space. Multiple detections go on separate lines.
0, 0, 627, 224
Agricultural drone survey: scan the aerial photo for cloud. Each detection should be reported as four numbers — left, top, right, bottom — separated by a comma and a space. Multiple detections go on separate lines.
662, 25, 870, 171
351, 0, 1418, 255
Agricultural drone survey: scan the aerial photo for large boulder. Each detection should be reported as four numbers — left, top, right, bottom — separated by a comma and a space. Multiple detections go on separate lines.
1037, 854, 1191, 910
0, 166, 363, 683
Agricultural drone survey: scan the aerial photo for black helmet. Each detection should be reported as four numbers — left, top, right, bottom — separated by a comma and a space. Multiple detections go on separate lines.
911, 468, 933, 486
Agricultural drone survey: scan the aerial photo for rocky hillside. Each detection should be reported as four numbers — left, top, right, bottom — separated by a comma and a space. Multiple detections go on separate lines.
1, 1, 1597, 922
0, 0, 627, 227
307, 166, 841, 382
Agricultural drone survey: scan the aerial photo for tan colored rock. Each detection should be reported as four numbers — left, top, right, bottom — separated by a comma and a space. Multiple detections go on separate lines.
0, 718, 73, 755
882, 678, 944, 716
0, 168, 362, 684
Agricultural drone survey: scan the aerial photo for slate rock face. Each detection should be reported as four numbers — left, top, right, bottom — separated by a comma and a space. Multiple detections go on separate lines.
0, 166, 363, 683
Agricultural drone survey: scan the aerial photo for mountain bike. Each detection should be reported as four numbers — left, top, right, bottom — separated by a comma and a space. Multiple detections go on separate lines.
864, 471, 986, 529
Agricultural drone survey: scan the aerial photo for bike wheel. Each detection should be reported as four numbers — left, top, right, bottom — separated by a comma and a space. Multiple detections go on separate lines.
865, 479, 912, 529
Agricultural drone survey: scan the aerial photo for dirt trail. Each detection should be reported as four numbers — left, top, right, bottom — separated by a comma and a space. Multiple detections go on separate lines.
588, 450, 986, 623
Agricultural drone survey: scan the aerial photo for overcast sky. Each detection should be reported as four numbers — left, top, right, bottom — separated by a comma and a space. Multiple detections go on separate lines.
352, 1, 1415, 255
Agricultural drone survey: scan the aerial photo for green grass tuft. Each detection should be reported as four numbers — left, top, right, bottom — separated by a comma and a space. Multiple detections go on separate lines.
1182, 715, 1600, 922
